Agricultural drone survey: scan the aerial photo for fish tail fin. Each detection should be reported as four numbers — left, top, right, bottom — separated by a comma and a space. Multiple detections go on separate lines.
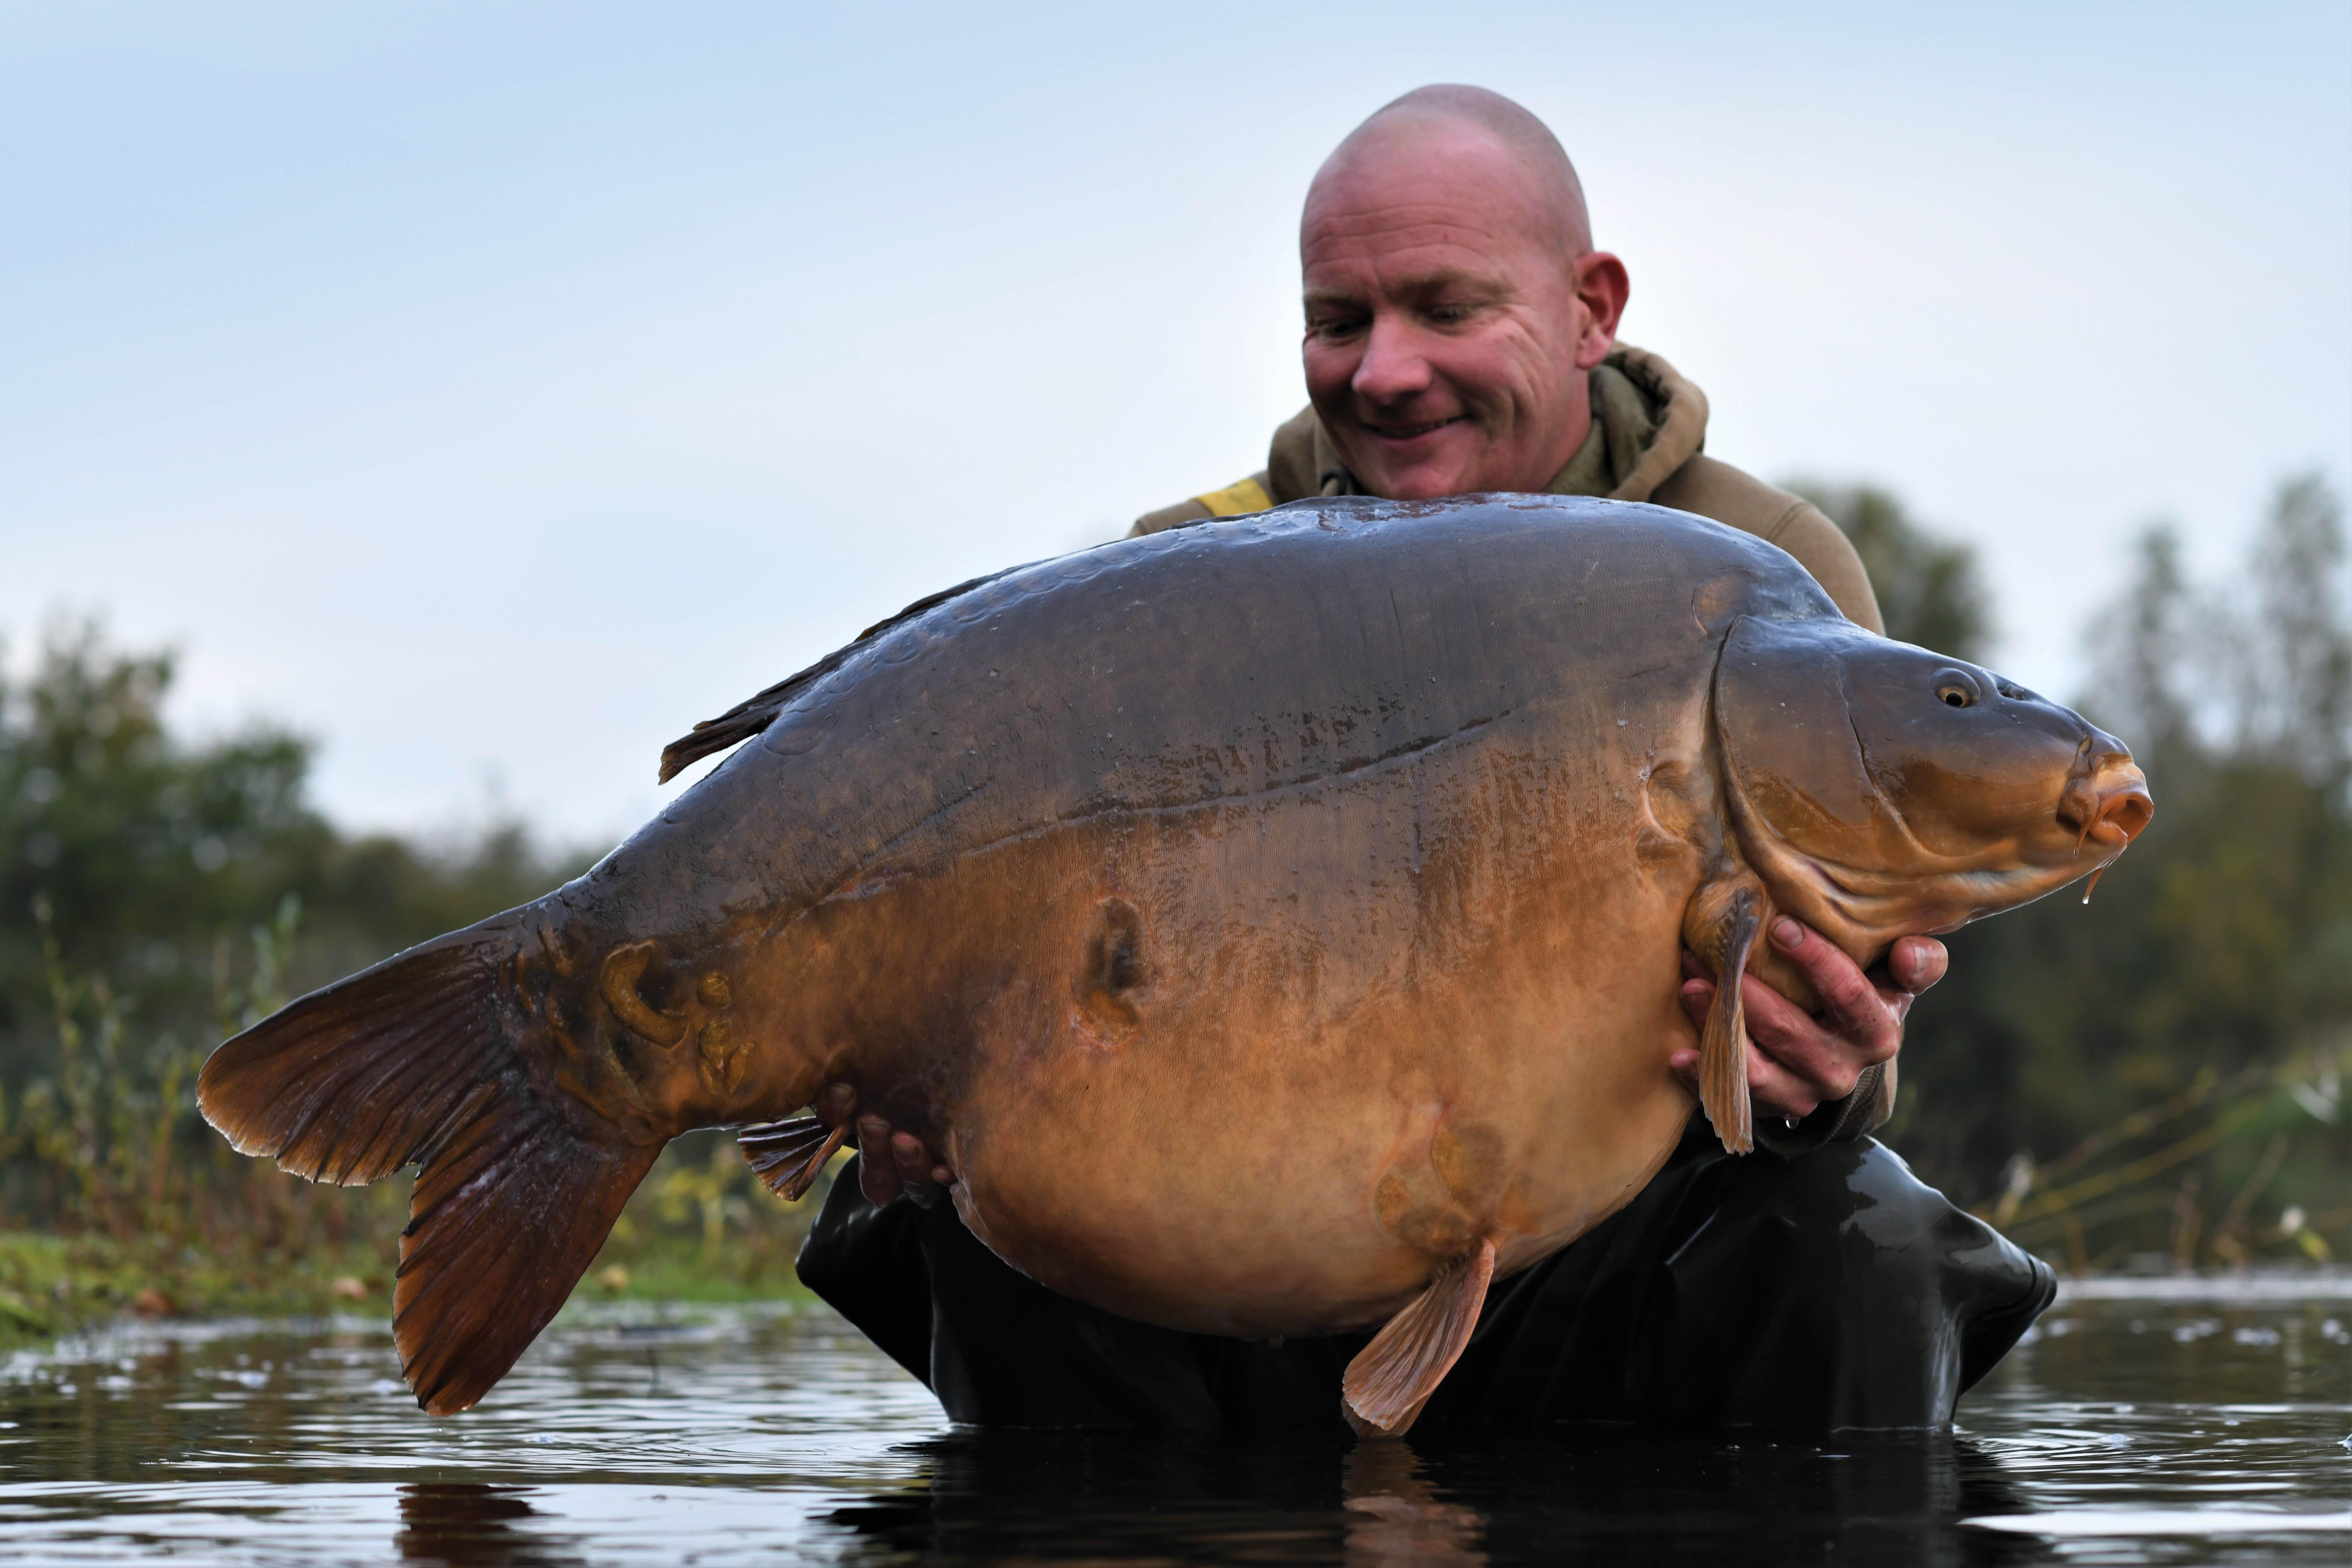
1342, 1237, 1497, 1437
1697, 888, 1761, 1156
196, 928, 661, 1415
737, 1113, 850, 1202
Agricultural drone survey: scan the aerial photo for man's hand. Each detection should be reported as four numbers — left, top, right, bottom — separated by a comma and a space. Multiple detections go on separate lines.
1668, 920, 1946, 1121
810, 1083, 956, 1209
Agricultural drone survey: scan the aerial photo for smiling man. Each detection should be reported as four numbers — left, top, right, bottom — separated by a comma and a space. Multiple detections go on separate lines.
1137, 85, 1910, 1146
796, 87, 2055, 1435
1135, 86, 1877, 643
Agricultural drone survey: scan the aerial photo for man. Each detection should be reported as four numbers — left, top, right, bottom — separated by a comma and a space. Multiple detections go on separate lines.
797, 87, 2052, 1434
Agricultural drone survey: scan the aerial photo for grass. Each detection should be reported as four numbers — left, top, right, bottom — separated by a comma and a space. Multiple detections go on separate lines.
0, 904, 834, 1358
0, 1136, 838, 1357
0, 1228, 397, 1354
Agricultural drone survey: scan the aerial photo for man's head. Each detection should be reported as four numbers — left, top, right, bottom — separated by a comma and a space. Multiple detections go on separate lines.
1301, 86, 1629, 500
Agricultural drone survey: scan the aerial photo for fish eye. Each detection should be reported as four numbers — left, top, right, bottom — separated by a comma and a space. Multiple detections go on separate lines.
1932, 670, 1982, 709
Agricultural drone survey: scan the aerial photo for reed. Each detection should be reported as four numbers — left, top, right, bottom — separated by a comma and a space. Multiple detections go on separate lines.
0, 899, 825, 1351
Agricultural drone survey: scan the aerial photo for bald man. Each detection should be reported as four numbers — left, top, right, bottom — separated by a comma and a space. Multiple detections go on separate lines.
1138, 86, 1878, 641
797, 87, 2054, 1436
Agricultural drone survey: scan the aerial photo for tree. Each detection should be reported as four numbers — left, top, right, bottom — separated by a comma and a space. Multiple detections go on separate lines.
2235, 476, 2350, 788
0, 620, 598, 1094
1881, 476, 2352, 1266
2082, 525, 2199, 768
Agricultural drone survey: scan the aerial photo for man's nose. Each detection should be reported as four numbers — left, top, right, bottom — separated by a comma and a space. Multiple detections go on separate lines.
1351, 314, 1434, 405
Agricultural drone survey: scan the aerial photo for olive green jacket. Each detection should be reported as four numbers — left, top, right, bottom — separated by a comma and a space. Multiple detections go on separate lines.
1129, 342, 1893, 1147
1130, 343, 1885, 637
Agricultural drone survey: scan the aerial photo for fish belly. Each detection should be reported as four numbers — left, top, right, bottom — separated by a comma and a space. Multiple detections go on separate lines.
912, 757, 1703, 1339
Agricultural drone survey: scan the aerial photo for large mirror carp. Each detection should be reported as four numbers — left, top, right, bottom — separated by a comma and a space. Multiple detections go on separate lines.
198, 495, 2151, 1434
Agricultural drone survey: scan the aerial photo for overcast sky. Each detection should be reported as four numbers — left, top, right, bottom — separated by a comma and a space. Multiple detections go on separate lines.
5, 2, 2347, 847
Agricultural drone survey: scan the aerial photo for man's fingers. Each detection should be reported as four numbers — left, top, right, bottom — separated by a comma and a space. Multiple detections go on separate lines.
892, 1131, 941, 1209
1668, 1045, 1702, 1095
856, 1115, 902, 1207
1740, 1037, 1825, 1121
1767, 919, 1892, 1049
1889, 935, 1949, 995
1678, 975, 1711, 1028
816, 1081, 858, 1127
1738, 972, 1861, 1107
1681, 959, 1868, 1104
833, 1090, 955, 1205
1668, 1036, 1822, 1121
1680, 924, 1919, 1124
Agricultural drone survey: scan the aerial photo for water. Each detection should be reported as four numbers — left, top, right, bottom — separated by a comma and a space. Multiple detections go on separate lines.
1, 1279, 2344, 1565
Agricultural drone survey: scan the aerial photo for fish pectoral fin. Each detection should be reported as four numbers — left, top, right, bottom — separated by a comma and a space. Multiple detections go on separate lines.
736, 1114, 851, 1202
1341, 1237, 1497, 1438
1698, 886, 1762, 1157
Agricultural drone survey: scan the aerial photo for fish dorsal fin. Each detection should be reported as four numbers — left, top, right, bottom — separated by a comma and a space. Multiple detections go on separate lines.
737, 1114, 851, 1202
657, 566, 1030, 783
1341, 1236, 1497, 1437
1687, 881, 1766, 1155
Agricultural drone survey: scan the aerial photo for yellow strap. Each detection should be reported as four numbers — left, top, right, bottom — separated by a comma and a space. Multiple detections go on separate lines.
1193, 476, 1273, 517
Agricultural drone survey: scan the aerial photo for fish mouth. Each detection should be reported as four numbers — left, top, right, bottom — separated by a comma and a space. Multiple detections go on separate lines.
2055, 749, 2154, 853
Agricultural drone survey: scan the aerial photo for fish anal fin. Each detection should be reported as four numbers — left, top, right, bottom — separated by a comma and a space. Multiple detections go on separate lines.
1694, 885, 1763, 1156
737, 1114, 850, 1202
1341, 1236, 1497, 1437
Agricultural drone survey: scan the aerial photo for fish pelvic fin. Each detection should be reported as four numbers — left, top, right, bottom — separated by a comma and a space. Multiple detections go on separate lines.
1687, 880, 1766, 1156
1341, 1236, 1497, 1437
195, 928, 661, 1416
737, 1114, 850, 1202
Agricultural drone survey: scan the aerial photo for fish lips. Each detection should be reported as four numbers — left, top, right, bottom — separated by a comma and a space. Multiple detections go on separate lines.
1712, 616, 2153, 948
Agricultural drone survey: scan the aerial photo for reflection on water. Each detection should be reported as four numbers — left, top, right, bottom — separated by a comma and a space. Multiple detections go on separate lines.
0, 1282, 2344, 1565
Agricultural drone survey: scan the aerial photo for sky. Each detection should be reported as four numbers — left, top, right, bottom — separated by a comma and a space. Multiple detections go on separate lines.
4, 2, 2348, 847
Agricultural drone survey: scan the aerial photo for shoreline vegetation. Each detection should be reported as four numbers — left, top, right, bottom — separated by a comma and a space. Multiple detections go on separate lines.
4, 479, 2348, 1358
0, 874, 839, 1354
0, 1146, 840, 1359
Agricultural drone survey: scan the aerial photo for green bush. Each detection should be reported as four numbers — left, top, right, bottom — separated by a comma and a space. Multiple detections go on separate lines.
0, 626, 819, 1329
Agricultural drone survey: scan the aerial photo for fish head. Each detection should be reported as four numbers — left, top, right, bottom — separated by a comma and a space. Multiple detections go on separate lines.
1712, 615, 2153, 961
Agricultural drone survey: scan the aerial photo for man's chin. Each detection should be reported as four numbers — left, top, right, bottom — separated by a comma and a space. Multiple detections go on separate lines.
1353, 453, 1478, 502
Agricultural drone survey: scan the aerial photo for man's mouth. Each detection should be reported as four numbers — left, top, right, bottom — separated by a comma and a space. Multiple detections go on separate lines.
1361, 414, 1468, 442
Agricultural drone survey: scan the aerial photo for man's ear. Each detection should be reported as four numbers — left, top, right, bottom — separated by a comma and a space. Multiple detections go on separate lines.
1571, 251, 1630, 368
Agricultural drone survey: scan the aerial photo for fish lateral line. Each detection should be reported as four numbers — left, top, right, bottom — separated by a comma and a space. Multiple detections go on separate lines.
804, 710, 1516, 911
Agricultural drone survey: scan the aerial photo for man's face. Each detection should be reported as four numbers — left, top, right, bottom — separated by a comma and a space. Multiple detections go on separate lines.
1300, 123, 1618, 499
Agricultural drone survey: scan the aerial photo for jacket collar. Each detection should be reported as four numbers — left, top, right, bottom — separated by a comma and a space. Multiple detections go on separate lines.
1268, 342, 1710, 505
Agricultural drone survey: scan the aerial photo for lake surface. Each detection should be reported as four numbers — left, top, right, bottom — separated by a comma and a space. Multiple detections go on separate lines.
1, 1278, 2345, 1565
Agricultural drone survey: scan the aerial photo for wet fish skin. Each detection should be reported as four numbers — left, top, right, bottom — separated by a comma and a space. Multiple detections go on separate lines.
196, 494, 2149, 1425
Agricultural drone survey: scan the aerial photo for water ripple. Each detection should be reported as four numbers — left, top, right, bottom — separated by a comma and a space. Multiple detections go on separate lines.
0, 1288, 2343, 1565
